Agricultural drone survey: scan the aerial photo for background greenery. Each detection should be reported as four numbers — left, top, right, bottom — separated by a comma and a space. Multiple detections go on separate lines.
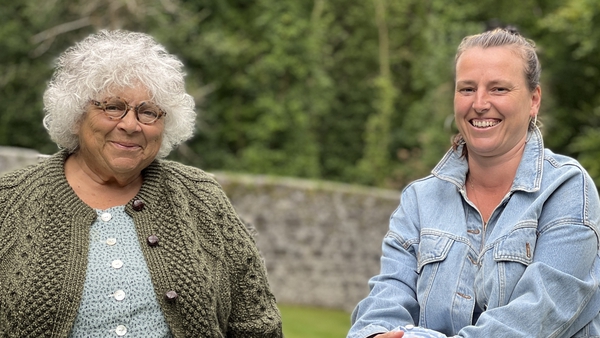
2, 0, 600, 189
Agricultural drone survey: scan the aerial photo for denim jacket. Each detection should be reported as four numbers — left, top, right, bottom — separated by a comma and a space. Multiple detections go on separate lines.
348, 128, 600, 338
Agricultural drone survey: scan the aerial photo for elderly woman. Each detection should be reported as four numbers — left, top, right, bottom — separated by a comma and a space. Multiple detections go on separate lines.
348, 28, 600, 338
0, 30, 282, 337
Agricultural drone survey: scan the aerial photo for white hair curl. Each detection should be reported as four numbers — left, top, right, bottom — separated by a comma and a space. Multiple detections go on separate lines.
43, 29, 196, 158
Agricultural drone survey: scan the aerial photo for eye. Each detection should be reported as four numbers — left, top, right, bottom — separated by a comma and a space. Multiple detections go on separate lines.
492, 87, 509, 94
138, 108, 159, 119
103, 98, 126, 112
458, 87, 475, 94
136, 102, 163, 123
104, 104, 122, 111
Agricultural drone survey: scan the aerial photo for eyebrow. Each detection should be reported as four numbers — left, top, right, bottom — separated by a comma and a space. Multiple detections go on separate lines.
455, 79, 512, 86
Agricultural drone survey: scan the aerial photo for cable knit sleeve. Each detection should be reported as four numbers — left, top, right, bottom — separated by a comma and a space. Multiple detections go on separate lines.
216, 190, 283, 337
148, 160, 283, 338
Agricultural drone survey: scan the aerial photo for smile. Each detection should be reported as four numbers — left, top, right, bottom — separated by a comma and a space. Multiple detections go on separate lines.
470, 119, 501, 128
112, 141, 142, 149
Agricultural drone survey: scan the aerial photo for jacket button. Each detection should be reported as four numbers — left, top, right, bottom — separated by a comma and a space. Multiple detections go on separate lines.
165, 290, 178, 302
147, 235, 159, 247
132, 199, 145, 211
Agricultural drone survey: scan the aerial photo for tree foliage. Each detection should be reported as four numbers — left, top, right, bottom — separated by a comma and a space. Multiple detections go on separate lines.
1, 0, 600, 188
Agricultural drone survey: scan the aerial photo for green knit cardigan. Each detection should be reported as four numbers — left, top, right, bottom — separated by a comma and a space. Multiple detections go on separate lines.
0, 150, 282, 338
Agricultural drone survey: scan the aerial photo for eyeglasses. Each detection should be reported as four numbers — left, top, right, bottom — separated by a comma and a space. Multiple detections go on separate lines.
91, 97, 166, 125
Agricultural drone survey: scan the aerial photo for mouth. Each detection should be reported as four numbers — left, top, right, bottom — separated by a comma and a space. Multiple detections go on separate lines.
470, 119, 501, 129
111, 141, 142, 150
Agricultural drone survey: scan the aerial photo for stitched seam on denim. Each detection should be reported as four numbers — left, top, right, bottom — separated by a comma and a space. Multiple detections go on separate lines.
419, 261, 440, 327
420, 228, 469, 246
538, 218, 588, 234
385, 230, 416, 250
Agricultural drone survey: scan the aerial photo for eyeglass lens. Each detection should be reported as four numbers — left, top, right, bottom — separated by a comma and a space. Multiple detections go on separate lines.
101, 97, 164, 124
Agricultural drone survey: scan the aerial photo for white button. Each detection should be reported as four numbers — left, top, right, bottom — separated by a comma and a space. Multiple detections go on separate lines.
405, 324, 415, 330
114, 290, 126, 301
101, 213, 112, 222
111, 260, 123, 269
106, 238, 117, 246
115, 325, 127, 336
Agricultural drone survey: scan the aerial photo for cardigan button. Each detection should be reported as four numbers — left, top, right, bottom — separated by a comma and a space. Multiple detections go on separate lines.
165, 290, 178, 302
147, 235, 159, 247
132, 199, 145, 211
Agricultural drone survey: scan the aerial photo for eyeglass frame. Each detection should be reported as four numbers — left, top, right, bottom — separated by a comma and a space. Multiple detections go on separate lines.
90, 96, 167, 125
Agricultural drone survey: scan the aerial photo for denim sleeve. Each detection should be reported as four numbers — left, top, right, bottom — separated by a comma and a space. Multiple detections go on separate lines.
347, 188, 423, 338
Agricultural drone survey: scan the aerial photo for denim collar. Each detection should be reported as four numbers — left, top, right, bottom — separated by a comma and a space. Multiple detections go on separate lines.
432, 127, 544, 193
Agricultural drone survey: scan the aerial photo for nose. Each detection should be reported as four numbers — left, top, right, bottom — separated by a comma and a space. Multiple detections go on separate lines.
472, 91, 490, 113
117, 108, 142, 133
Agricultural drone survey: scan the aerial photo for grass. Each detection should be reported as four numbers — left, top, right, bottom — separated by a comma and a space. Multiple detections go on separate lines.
279, 304, 351, 338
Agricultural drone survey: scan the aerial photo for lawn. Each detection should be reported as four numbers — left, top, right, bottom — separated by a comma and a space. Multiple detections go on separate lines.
279, 304, 351, 338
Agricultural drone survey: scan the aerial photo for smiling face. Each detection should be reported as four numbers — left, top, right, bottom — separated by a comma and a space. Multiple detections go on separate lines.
75, 85, 164, 179
454, 46, 541, 160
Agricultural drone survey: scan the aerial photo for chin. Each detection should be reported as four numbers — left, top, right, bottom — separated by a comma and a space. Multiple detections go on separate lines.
108, 159, 146, 173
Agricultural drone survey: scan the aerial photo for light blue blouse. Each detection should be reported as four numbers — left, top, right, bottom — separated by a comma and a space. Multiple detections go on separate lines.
69, 206, 173, 337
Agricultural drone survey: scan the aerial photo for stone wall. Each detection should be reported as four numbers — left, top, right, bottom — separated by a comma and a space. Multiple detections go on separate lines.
213, 173, 400, 313
0, 146, 401, 313
0, 146, 45, 174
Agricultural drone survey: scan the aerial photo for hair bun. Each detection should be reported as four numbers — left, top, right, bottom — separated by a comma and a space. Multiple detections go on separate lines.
504, 25, 520, 35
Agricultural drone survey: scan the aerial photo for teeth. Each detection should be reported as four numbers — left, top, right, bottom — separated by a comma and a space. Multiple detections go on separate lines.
472, 120, 499, 128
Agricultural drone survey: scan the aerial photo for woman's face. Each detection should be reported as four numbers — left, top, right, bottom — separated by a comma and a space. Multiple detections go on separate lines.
76, 85, 164, 178
454, 46, 541, 159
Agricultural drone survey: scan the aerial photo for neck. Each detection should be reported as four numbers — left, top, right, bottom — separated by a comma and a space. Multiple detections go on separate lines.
68, 152, 143, 187
466, 141, 526, 191
64, 153, 143, 209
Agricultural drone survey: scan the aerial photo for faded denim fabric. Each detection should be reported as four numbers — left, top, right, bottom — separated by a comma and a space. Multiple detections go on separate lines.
348, 128, 600, 338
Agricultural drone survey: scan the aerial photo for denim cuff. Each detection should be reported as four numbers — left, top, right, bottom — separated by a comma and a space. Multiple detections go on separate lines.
348, 323, 388, 338
392, 325, 448, 338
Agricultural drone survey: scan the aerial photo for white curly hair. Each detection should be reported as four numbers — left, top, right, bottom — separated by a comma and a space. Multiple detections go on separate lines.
43, 29, 196, 158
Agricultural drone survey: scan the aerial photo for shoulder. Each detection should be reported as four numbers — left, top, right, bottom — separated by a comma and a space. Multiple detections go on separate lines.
147, 159, 224, 195
543, 148, 586, 169
540, 148, 600, 226
145, 159, 244, 221
542, 148, 595, 187
0, 152, 73, 228
154, 159, 218, 182
403, 174, 458, 201
0, 153, 61, 195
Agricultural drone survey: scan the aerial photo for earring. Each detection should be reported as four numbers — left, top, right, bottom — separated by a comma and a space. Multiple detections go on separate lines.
531, 114, 537, 127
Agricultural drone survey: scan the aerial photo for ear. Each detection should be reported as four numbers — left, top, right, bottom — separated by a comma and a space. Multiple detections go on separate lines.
530, 85, 542, 118
71, 113, 84, 135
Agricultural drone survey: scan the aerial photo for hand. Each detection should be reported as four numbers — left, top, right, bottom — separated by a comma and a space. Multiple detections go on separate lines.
372, 332, 405, 338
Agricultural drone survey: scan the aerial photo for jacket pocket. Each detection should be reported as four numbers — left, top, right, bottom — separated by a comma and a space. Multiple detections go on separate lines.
493, 225, 538, 265
417, 233, 454, 273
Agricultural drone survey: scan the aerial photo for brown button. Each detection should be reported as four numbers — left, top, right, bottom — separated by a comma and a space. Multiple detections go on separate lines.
147, 235, 159, 247
165, 290, 178, 301
132, 199, 145, 211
